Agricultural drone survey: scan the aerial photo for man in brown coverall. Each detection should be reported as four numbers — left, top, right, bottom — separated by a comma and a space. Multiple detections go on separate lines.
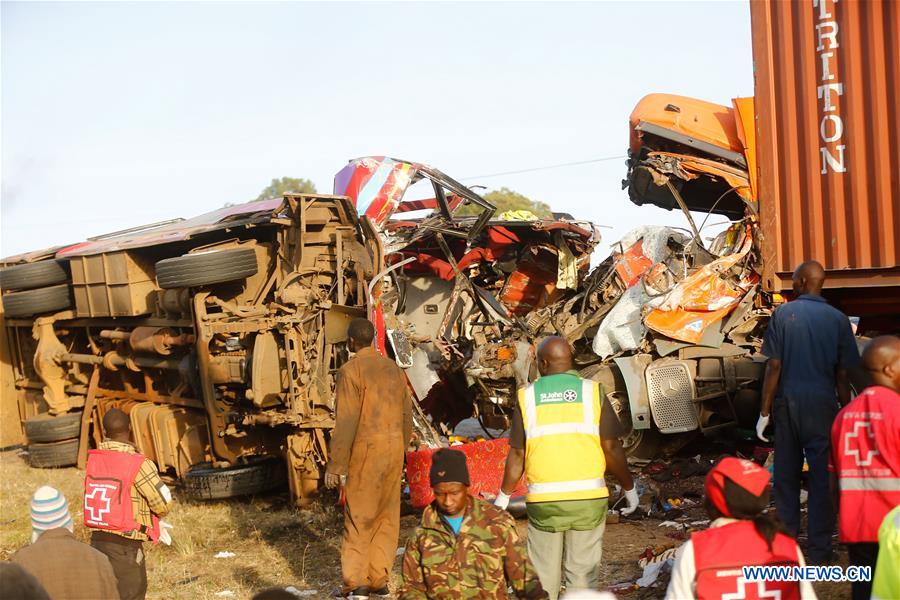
326, 318, 413, 599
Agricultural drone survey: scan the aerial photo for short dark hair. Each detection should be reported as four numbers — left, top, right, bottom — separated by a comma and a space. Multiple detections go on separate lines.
0, 562, 51, 600
347, 318, 375, 345
252, 588, 299, 600
102, 408, 130, 436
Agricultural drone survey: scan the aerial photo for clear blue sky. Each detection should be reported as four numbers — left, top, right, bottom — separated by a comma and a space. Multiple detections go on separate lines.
1, 1, 753, 258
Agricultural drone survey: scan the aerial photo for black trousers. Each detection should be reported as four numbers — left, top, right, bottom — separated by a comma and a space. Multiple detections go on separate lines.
91, 532, 147, 600
773, 395, 838, 562
847, 542, 878, 600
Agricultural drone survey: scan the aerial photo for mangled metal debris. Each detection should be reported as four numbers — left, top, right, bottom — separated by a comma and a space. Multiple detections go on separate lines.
2, 136, 772, 508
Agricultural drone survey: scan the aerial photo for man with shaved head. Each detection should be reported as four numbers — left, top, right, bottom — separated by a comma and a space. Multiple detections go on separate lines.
830, 335, 900, 599
757, 260, 860, 564
326, 318, 413, 599
496, 336, 637, 599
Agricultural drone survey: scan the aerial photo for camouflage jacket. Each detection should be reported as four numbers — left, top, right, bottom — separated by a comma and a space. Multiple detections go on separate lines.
400, 497, 547, 599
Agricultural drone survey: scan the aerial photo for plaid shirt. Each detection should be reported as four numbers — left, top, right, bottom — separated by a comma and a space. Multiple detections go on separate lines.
95, 440, 172, 541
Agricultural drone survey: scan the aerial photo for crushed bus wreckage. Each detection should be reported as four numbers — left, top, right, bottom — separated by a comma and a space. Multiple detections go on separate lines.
333, 157, 601, 440
0, 157, 603, 505
0, 95, 797, 503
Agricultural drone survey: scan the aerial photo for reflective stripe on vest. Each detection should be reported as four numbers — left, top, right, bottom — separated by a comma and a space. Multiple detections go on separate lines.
520, 375, 608, 503
839, 477, 900, 491
527, 478, 607, 495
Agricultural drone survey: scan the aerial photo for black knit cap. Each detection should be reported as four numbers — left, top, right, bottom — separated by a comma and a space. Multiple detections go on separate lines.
429, 448, 470, 487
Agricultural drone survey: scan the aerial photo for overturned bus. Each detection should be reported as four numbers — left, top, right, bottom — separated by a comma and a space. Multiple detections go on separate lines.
0, 157, 600, 505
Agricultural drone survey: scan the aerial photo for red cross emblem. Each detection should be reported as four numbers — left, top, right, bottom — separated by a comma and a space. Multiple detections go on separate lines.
85, 486, 112, 523
722, 576, 783, 600
844, 421, 879, 467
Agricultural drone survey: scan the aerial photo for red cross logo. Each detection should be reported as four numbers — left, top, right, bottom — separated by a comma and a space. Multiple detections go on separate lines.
85, 486, 112, 523
845, 421, 879, 467
722, 576, 783, 600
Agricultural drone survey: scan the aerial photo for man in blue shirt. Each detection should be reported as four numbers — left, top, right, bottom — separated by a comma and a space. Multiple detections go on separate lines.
757, 260, 860, 563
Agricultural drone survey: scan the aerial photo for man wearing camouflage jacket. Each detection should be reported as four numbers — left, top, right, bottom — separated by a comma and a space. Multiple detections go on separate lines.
400, 448, 546, 600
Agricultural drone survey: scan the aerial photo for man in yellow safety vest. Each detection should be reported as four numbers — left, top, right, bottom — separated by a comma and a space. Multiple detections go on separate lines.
496, 336, 639, 600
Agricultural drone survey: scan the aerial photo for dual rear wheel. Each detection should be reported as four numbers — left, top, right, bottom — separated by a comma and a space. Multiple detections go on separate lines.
0, 260, 73, 318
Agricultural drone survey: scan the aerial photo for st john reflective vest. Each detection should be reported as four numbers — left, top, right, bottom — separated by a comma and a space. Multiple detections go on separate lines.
518, 372, 607, 503
84, 449, 160, 542
831, 386, 900, 543
693, 520, 801, 600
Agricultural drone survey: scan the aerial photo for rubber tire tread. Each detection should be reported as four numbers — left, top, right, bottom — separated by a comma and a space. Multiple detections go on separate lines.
24, 411, 84, 444
27, 439, 79, 468
2, 284, 72, 318
155, 248, 258, 289
182, 460, 286, 500
0, 260, 69, 291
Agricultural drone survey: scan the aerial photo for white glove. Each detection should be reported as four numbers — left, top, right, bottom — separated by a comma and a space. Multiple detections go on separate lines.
493, 490, 511, 510
620, 486, 640, 516
756, 414, 771, 442
158, 520, 174, 546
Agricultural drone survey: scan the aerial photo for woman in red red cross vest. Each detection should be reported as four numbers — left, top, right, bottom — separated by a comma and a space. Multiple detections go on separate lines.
665, 457, 817, 600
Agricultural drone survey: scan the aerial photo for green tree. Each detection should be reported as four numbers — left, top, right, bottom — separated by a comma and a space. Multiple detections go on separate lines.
255, 177, 317, 201
456, 187, 552, 218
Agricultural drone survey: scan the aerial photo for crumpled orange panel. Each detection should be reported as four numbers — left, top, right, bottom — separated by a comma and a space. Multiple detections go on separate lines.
666, 268, 745, 312
615, 239, 654, 288
645, 304, 738, 344
645, 227, 756, 344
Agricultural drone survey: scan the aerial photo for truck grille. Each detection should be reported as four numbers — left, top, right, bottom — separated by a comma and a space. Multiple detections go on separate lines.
646, 361, 699, 433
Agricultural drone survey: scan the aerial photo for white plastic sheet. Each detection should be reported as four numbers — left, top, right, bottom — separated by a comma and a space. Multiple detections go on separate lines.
592, 227, 686, 359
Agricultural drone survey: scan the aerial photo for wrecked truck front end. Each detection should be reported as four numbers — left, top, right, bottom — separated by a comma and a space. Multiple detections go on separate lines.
574, 94, 770, 458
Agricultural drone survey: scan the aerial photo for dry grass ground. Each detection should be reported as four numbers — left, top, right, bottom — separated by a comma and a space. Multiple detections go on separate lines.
1, 448, 851, 599
0, 448, 375, 599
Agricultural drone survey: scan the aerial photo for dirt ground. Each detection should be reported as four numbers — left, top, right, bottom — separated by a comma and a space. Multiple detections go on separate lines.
0, 445, 851, 599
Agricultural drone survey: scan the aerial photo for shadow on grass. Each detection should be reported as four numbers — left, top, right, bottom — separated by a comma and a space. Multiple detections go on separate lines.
223, 489, 344, 593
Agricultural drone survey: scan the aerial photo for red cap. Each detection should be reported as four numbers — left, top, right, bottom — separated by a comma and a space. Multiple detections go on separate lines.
705, 457, 771, 517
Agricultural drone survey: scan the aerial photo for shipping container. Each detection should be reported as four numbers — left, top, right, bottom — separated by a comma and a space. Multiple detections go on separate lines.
749, 0, 900, 293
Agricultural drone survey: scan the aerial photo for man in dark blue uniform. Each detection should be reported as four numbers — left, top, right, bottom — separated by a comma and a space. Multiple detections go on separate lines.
757, 260, 859, 563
